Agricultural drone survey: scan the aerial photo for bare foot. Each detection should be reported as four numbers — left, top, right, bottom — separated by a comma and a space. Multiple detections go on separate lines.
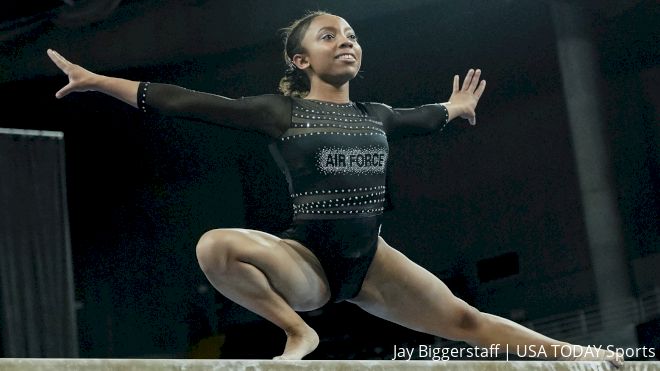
272, 323, 319, 360
557, 344, 624, 369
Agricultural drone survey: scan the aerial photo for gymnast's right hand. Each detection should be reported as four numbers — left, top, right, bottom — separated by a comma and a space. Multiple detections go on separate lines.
47, 49, 98, 99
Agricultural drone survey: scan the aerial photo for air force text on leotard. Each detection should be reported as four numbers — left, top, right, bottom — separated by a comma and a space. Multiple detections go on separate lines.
317, 146, 388, 175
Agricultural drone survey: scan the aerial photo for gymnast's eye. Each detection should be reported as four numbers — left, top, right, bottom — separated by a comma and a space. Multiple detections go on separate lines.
348, 34, 358, 41
321, 33, 335, 40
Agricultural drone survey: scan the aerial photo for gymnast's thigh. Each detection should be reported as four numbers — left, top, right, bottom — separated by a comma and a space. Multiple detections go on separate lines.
347, 235, 472, 337
199, 227, 331, 311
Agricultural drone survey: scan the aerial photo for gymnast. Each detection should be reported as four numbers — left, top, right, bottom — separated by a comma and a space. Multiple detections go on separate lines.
47, 10, 623, 367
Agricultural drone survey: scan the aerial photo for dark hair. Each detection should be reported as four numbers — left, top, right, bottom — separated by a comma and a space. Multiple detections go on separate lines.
278, 10, 331, 97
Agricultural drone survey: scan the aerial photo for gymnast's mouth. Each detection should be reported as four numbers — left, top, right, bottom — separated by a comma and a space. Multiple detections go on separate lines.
335, 53, 356, 61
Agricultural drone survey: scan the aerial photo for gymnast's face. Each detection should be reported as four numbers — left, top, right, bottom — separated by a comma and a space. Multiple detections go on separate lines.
293, 14, 362, 86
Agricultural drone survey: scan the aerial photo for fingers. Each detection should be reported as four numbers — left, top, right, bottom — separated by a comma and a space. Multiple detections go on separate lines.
47, 49, 69, 63
450, 68, 486, 126
468, 69, 481, 92
55, 88, 65, 99
461, 68, 484, 92
47, 49, 79, 98
466, 108, 476, 126
55, 83, 73, 99
474, 79, 486, 100
461, 69, 474, 91
46, 49, 71, 72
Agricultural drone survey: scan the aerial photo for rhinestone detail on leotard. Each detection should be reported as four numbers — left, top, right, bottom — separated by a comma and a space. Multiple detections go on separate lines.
270, 98, 389, 220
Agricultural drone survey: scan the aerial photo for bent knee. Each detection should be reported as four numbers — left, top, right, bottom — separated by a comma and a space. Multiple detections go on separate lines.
445, 300, 484, 339
196, 229, 243, 274
455, 303, 482, 331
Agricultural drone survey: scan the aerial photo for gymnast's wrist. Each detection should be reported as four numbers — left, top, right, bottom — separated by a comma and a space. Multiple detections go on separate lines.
440, 102, 459, 123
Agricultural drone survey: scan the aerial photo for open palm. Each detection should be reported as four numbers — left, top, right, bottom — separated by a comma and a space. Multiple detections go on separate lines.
449, 68, 486, 125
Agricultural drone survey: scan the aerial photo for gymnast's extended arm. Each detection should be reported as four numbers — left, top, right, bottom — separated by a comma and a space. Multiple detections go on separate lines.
366, 68, 486, 139
46, 49, 290, 139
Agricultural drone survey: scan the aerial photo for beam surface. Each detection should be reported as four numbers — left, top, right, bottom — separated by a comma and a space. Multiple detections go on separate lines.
0, 359, 656, 371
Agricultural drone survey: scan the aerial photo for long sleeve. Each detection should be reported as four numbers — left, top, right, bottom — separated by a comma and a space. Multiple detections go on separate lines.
360, 101, 450, 213
363, 101, 450, 140
137, 82, 291, 139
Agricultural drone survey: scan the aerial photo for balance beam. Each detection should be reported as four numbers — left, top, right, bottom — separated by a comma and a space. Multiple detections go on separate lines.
0, 359, 655, 370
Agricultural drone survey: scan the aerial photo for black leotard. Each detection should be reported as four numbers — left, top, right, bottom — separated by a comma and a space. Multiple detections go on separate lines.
137, 82, 449, 302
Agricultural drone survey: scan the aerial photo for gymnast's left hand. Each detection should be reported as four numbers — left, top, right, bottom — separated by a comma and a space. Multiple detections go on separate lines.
447, 68, 486, 126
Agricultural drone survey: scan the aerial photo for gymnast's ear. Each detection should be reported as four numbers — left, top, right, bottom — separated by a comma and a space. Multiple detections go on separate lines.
292, 54, 310, 70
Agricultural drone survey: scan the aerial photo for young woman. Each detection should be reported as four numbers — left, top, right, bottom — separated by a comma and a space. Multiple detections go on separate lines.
47, 10, 623, 367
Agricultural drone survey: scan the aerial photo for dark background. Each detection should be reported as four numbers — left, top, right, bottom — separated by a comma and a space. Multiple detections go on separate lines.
1, 0, 658, 360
